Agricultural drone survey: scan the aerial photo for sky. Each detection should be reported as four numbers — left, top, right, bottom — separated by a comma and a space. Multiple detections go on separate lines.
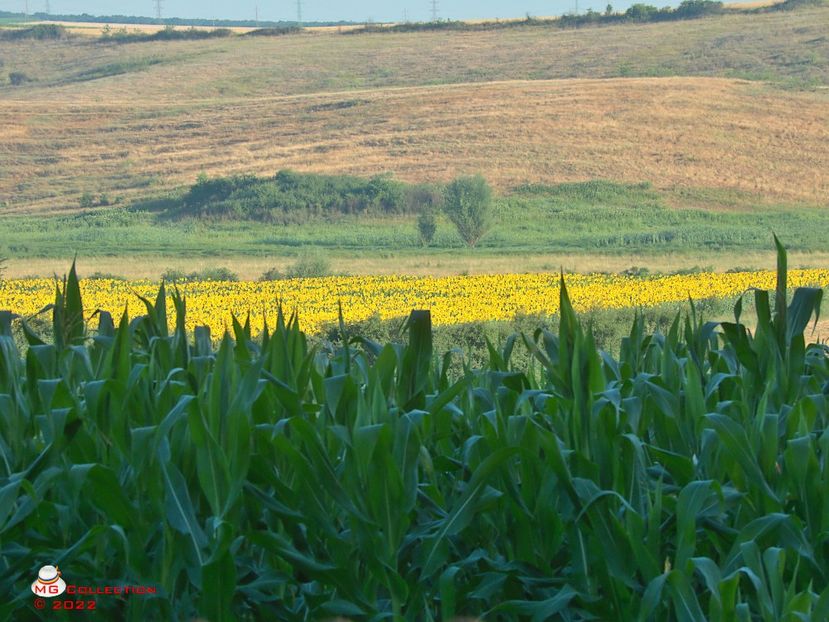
3, 0, 632, 23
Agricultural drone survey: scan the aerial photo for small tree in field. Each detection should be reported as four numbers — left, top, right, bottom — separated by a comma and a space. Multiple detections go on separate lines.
443, 174, 493, 247
417, 208, 437, 245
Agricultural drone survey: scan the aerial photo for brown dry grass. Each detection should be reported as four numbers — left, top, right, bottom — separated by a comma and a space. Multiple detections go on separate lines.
6, 249, 829, 280
0, 77, 826, 213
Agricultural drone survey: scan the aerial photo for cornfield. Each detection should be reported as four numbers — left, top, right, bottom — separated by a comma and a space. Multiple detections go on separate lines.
1, 240, 828, 620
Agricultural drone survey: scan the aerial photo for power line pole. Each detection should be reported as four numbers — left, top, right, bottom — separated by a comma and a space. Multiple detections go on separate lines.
44, 0, 50, 15
430, 0, 438, 21
296, 0, 303, 26
154, 0, 163, 20
255, 4, 259, 24
23, 0, 28, 16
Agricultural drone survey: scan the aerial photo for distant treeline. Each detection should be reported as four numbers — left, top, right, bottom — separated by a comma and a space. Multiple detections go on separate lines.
0, 10, 353, 29
1, 0, 824, 44
348, 0, 824, 34
176, 170, 437, 224
349, 0, 728, 34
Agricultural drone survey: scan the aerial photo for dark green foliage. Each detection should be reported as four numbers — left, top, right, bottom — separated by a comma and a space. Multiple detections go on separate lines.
259, 250, 332, 281
244, 26, 305, 37
559, 0, 723, 26
405, 183, 445, 213
162, 267, 239, 282
100, 25, 233, 43
625, 3, 662, 20
0, 23, 67, 40
179, 170, 409, 223
443, 174, 494, 247
1, 244, 828, 619
258, 267, 284, 281
7, 71, 30, 85
284, 251, 331, 279
86, 271, 126, 280
78, 192, 95, 208
416, 208, 437, 246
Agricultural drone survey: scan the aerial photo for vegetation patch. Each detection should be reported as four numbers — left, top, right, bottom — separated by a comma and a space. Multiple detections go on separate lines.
99, 25, 234, 43
71, 57, 166, 82
176, 170, 413, 223
0, 23, 67, 40
243, 26, 305, 37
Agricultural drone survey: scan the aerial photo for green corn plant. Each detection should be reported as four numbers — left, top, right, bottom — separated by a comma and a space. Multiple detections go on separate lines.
1, 241, 828, 620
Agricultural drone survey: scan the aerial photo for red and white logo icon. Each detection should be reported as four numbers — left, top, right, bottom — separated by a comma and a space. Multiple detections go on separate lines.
31, 565, 66, 597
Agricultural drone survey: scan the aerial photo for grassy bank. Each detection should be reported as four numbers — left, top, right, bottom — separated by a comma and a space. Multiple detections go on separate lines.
0, 181, 826, 273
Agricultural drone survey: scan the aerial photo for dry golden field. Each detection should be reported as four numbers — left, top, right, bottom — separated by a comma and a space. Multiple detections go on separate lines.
5, 249, 829, 281
1, 6, 828, 214
1, 77, 828, 214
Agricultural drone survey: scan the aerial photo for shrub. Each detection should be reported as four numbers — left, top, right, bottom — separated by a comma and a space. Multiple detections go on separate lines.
674, 0, 723, 17
285, 251, 331, 279
625, 3, 659, 19
406, 183, 444, 212
160, 267, 238, 282
190, 267, 239, 281
259, 267, 284, 281
86, 271, 126, 280
161, 268, 187, 283
8, 72, 30, 86
0, 24, 67, 41
244, 26, 304, 37
621, 266, 650, 277
79, 192, 96, 209
417, 209, 437, 246
443, 174, 494, 247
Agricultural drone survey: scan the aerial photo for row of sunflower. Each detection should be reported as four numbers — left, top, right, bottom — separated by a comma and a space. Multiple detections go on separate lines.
2, 270, 828, 335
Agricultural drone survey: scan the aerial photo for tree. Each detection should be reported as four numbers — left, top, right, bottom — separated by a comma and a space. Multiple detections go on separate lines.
625, 3, 658, 19
417, 208, 437, 246
606, 3, 614, 15
443, 174, 493, 248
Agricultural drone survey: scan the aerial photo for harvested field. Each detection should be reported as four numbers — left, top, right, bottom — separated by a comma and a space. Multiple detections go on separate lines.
1, 77, 827, 212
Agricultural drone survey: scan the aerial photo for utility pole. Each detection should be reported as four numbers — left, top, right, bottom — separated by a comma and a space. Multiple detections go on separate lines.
574, 0, 579, 14
44, 0, 50, 15
430, 0, 438, 21
255, 4, 259, 24
403, 8, 408, 22
154, 0, 163, 20
23, 0, 28, 16
296, 0, 303, 26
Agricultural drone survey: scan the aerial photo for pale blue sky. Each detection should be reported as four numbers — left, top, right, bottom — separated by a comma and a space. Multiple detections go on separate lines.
4, 0, 659, 23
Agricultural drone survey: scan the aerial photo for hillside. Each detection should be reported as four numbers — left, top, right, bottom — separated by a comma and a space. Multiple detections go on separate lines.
0, 5, 827, 214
